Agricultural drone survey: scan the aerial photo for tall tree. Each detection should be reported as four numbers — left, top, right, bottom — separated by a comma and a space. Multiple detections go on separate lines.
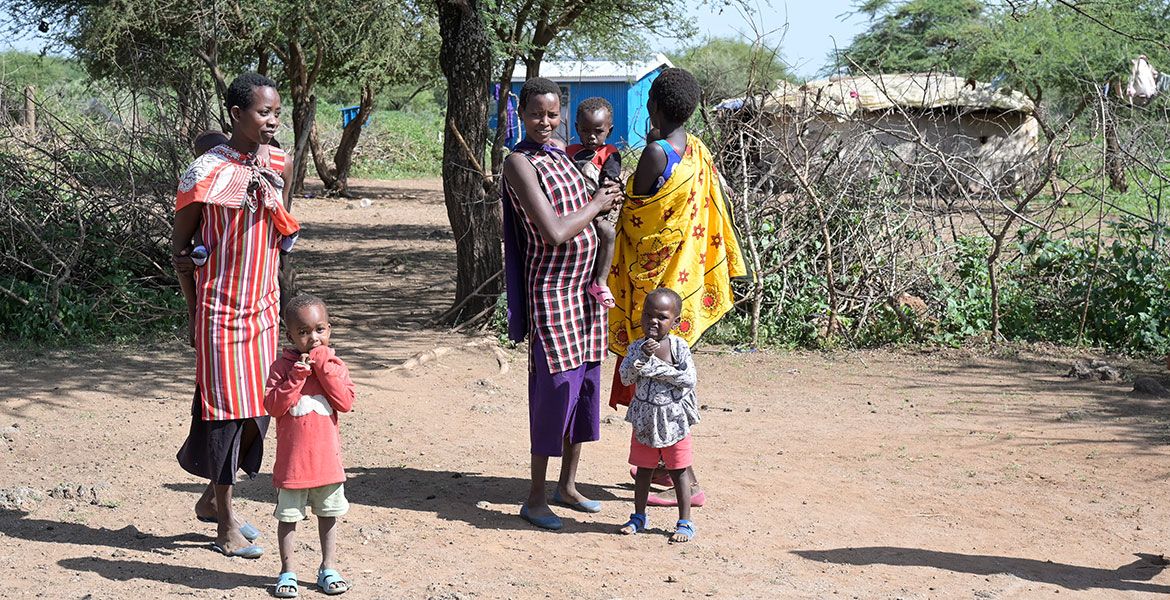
834, 0, 985, 75
436, 0, 500, 322
7, 0, 434, 196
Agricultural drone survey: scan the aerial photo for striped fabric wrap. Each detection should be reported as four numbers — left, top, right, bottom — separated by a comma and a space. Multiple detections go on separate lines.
176, 144, 289, 421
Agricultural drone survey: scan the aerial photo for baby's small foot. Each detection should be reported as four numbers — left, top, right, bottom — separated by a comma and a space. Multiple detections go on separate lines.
588, 282, 615, 308
670, 519, 695, 543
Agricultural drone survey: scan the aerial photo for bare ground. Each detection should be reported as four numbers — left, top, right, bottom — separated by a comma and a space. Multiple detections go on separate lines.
2, 178, 1170, 599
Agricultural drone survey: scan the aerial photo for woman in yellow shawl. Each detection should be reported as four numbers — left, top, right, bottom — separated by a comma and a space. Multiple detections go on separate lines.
608, 68, 747, 506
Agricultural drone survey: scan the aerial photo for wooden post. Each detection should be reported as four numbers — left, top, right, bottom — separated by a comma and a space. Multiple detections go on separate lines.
22, 85, 35, 132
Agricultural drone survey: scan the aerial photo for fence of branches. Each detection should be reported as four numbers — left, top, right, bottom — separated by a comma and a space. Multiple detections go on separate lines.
705, 73, 1170, 355
0, 82, 206, 340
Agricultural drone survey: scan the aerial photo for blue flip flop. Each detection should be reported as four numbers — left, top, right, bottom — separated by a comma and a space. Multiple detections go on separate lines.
210, 541, 264, 559
196, 514, 261, 541
519, 504, 563, 530
316, 568, 349, 595
274, 571, 299, 598
551, 490, 602, 513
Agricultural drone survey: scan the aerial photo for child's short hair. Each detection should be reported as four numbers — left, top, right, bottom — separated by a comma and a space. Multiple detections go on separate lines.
646, 287, 683, 315
649, 68, 701, 124
284, 293, 327, 322
519, 77, 561, 109
577, 97, 613, 121
226, 72, 278, 112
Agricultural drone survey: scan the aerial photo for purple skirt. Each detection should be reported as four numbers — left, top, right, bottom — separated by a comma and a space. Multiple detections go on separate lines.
528, 336, 601, 456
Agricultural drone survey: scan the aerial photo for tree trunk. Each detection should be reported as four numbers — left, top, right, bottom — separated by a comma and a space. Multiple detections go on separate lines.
285, 41, 316, 194
21, 85, 35, 132
489, 58, 519, 197
308, 83, 374, 197
330, 84, 375, 196
437, 0, 502, 323
1103, 107, 1127, 193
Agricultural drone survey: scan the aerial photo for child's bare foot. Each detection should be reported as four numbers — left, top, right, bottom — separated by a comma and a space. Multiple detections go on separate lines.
670, 519, 695, 543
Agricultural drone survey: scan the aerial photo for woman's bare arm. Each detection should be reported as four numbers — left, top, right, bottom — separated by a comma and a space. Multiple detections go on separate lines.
503, 153, 618, 245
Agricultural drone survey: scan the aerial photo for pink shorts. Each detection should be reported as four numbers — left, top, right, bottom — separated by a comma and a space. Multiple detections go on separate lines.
628, 431, 693, 470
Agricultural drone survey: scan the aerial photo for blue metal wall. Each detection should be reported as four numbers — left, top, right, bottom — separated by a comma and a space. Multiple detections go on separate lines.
626, 67, 665, 149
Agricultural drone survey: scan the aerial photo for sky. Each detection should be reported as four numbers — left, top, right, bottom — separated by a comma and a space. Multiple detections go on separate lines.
0, 1, 868, 79
684, 1, 869, 78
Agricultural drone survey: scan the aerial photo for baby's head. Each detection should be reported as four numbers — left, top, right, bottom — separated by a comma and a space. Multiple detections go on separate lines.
284, 294, 331, 353
575, 97, 613, 151
647, 67, 701, 130
193, 130, 229, 157
641, 287, 683, 342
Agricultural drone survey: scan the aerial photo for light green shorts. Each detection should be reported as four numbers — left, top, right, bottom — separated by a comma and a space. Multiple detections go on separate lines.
274, 483, 349, 522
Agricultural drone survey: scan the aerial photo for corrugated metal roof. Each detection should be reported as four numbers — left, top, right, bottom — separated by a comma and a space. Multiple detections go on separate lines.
512, 53, 673, 83
758, 73, 1035, 116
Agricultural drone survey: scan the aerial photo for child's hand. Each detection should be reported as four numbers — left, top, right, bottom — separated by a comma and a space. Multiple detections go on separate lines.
641, 338, 659, 356
297, 353, 313, 367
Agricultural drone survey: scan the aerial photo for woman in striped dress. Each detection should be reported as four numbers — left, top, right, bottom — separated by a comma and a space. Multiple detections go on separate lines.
501, 77, 622, 530
172, 73, 297, 558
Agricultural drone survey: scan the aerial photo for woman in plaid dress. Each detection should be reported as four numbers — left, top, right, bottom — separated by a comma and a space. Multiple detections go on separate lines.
501, 77, 622, 530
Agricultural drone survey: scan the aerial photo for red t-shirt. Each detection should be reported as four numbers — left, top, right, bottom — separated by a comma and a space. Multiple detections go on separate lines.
263, 345, 355, 489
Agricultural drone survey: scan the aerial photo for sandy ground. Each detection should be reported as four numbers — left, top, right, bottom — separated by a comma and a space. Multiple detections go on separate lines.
2, 178, 1170, 599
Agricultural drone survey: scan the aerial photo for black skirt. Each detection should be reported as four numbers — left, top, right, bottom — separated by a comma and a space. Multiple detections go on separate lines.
176, 387, 270, 485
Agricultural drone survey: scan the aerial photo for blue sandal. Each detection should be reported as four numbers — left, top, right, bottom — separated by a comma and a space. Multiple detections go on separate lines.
619, 513, 648, 535
274, 572, 298, 598
672, 519, 696, 543
317, 568, 349, 595
520, 504, 564, 530
551, 489, 602, 513
195, 514, 261, 541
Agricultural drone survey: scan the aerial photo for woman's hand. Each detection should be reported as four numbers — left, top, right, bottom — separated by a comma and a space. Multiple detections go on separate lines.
172, 248, 196, 276
592, 181, 621, 215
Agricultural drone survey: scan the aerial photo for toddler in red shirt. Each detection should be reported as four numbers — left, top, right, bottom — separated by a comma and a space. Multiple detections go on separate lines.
264, 294, 355, 597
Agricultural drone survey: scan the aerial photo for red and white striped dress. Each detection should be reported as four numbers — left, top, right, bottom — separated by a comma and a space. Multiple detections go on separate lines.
176, 145, 289, 421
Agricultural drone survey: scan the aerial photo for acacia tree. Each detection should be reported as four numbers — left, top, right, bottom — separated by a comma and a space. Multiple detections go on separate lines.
7, 0, 434, 196
835, 0, 985, 75
435, 0, 500, 323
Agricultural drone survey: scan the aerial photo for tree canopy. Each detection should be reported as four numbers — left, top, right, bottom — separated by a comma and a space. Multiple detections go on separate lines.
672, 36, 791, 104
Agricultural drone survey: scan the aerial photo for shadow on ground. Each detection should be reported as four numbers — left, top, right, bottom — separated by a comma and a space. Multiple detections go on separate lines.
165, 466, 626, 534
58, 558, 271, 591
793, 546, 1170, 594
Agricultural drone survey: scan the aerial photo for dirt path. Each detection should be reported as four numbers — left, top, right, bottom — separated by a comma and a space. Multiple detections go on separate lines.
2, 178, 1170, 599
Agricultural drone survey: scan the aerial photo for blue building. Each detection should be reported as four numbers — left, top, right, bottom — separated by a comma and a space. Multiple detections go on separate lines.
492, 54, 674, 150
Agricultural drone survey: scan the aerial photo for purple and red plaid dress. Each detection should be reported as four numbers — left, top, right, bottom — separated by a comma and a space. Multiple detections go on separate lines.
501, 144, 607, 374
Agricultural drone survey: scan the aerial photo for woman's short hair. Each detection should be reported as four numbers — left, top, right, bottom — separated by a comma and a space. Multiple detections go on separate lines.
226, 72, 278, 112
519, 77, 561, 110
